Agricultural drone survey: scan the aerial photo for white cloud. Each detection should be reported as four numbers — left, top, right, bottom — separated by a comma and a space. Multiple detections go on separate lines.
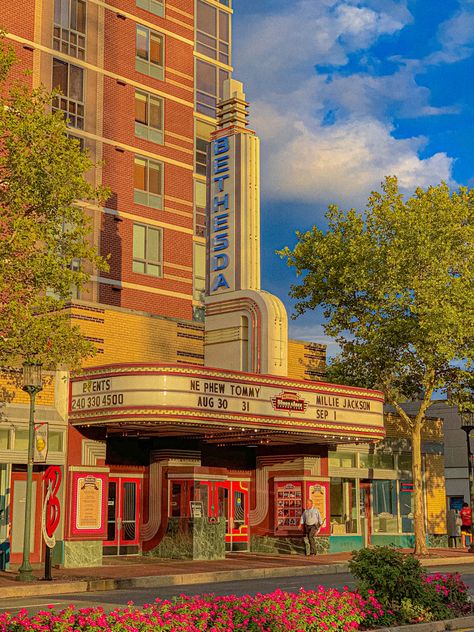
234, 0, 457, 210
254, 104, 453, 207
427, 3, 474, 64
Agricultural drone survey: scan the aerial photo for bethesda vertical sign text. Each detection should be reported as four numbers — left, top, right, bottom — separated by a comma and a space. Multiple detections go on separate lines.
210, 136, 232, 293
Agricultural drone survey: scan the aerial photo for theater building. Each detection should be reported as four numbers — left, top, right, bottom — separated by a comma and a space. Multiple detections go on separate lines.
0, 0, 445, 568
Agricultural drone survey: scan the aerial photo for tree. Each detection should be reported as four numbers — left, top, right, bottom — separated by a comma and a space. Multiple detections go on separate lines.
0, 37, 108, 373
280, 176, 474, 554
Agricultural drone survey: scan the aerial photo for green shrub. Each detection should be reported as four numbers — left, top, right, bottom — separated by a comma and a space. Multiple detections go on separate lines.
349, 546, 427, 609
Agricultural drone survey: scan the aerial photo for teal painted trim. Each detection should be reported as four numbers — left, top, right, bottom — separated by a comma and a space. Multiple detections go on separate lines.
371, 534, 415, 547
329, 535, 364, 553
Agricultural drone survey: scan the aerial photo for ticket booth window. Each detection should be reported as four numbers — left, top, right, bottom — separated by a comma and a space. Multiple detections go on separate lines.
169, 480, 195, 517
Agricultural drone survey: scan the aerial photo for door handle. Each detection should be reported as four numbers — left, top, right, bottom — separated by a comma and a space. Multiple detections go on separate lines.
117, 518, 122, 530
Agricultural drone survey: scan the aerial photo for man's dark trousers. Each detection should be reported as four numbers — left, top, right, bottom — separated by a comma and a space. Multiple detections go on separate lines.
304, 524, 317, 555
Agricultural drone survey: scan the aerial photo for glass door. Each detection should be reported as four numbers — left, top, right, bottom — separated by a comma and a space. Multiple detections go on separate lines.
104, 477, 140, 555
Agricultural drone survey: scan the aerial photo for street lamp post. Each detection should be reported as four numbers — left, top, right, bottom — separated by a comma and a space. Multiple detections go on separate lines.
17, 363, 42, 582
460, 410, 474, 554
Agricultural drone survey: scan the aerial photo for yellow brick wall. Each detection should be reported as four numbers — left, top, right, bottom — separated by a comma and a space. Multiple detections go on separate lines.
425, 453, 447, 534
68, 301, 205, 367
385, 413, 443, 441
0, 373, 55, 406
287, 339, 326, 381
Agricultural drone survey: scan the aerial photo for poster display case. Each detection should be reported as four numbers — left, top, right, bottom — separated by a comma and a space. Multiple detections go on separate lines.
275, 481, 303, 532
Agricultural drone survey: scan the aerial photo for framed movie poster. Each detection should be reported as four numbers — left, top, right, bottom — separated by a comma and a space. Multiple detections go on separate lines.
70, 471, 107, 537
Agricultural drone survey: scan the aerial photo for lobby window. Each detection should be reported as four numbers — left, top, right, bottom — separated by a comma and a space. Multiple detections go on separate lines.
135, 90, 164, 145
196, 0, 230, 64
134, 156, 163, 209
136, 25, 164, 81
136, 0, 164, 17
372, 480, 398, 533
132, 223, 162, 277
196, 59, 229, 118
52, 58, 84, 129
53, 0, 86, 59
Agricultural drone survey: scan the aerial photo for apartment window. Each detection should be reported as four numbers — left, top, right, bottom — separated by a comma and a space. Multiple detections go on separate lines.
196, 0, 230, 64
195, 120, 213, 176
135, 91, 164, 144
193, 242, 206, 302
134, 156, 163, 209
52, 58, 84, 129
53, 0, 86, 59
196, 60, 229, 118
194, 181, 206, 238
136, 25, 164, 81
136, 0, 164, 17
133, 224, 162, 277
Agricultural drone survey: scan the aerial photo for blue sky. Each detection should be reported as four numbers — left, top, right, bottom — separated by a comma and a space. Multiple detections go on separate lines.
232, 0, 474, 354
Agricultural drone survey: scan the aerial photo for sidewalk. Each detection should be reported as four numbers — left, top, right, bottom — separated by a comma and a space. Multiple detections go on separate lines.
0, 548, 473, 599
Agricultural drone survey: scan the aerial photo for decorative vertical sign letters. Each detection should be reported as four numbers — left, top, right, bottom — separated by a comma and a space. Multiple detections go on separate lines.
209, 135, 235, 294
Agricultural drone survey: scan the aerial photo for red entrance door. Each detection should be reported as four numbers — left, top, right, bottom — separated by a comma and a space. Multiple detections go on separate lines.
10, 472, 43, 565
360, 481, 372, 546
104, 478, 141, 555
200, 480, 249, 551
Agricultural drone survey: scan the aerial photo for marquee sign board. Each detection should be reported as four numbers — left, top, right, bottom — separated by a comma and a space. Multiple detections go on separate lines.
69, 366, 385, 439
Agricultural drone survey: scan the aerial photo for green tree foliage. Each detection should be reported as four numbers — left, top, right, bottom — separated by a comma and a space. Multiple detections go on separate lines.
280, 176, 474, 554
0, 37, 109, 371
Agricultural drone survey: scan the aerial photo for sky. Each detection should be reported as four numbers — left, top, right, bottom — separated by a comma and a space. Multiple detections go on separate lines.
232, 0, 474, 356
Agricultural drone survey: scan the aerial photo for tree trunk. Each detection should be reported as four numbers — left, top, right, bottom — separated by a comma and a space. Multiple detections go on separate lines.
412, 420, 427, 555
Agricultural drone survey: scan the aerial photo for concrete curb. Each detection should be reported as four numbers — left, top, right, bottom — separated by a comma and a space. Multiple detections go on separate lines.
380, 614, 474, 631
0, 562, 351, 599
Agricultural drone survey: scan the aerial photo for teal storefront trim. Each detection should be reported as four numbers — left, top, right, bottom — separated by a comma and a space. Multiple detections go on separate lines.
329, 535, 364, 552
371, 534, 415, 547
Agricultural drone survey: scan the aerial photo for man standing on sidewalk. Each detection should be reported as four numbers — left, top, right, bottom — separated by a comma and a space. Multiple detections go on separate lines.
299, 499, 322, 556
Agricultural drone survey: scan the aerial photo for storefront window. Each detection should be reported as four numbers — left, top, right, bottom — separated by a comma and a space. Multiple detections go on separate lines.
372, 480, 398, 532
398, 453, 412, 472
0, 428, 9, 450
328, 452, 355, 468
330, 478, 358, 534
359, 453, 394, 469
400, 481, 414, 532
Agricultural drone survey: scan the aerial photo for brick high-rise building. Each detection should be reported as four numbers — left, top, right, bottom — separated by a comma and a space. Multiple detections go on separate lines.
1, 0, 232, 323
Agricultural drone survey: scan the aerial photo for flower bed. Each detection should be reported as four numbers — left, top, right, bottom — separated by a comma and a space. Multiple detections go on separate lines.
0, 587, 387, 631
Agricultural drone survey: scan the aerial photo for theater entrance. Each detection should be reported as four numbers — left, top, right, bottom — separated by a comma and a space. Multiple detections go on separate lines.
199, 480, 249, 551
103, 477, 141, 555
